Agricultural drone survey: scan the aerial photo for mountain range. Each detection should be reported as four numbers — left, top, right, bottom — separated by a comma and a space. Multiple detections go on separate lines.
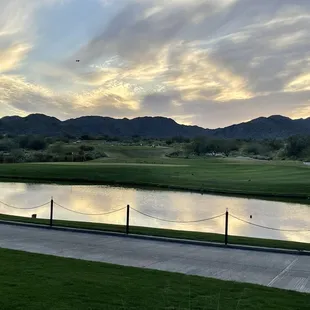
0, 114, 310, 139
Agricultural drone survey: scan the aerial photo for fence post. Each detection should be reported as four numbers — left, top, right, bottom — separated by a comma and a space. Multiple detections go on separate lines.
50, 197, 54, 227
126, 204, 130, 235
225, 208, 229, 245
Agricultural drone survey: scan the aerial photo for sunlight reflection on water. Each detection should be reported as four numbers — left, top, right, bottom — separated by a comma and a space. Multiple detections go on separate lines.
0, 182, 309, 243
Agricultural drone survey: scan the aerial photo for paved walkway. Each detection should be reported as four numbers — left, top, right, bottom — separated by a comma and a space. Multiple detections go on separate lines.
0, 224, 309, 293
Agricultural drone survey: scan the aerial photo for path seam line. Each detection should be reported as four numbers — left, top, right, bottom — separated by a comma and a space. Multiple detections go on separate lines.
267, 257, 298, 287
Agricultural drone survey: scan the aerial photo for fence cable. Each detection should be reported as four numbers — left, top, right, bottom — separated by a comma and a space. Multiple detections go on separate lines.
0, 200, 50, 210
3, 198, 308, 232
131, 207, 225, 223
230, 214, 310, 232
54, 201, 126, 216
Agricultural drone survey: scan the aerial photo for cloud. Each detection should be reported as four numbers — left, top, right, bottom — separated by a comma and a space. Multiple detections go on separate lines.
0, 43, 32, 73
0, 0, 36, 37
292, 105, 310, 119
205, 0, 310, 95
0, 0, 71, 72
0, 0, 64, 37
0, 75, 64, 114
0, 1, 37, 75
0, 74, 139, 119
53, 0, 248, 116
285, 73, 310, 92
74, 0, 233, 65
141, 92, 180, 114
175, 90, 310, 128
163, 47, 252, 102
1, 0, 310, 128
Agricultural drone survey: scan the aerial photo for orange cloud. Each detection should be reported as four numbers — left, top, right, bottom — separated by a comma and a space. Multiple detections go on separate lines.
0, 43, 32, 73
285, 74, 310, 92
164, 48, 252, 102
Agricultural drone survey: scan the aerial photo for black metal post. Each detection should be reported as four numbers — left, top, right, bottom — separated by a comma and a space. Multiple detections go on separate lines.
50, 198, 54, 227
225, 208, 228, 245
126, 204, 130, 235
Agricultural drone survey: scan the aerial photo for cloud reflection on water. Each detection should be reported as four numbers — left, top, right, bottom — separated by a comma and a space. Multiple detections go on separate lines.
0, 182, 309, 243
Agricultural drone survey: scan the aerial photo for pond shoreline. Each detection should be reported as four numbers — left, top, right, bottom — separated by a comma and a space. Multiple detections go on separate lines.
0, 175, 309, 206
1, 180, 310, 244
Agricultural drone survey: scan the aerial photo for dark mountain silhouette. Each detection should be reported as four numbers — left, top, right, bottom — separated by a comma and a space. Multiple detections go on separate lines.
0, 114, 208, 138
212, 115, 310, 139
0, 113, 310, 139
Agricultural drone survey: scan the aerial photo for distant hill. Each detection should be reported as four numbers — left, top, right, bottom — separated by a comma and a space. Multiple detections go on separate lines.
0, 114, 208, 138
0, 113, 310, 139
212, 115, 310, 139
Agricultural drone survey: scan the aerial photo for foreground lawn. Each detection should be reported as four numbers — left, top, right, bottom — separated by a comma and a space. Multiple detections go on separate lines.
1, 213, 310, 252
0, 248, 309, 310
0, 158, 310, 200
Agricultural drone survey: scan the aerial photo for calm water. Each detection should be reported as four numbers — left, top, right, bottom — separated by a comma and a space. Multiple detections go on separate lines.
0, 182, 310, 243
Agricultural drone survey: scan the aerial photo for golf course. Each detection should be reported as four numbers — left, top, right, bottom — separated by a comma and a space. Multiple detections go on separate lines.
1, 145, 310, 309
2, 0, 310, 306
0, 145, 310, 202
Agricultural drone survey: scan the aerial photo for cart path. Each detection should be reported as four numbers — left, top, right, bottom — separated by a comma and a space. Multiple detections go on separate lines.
0, 224, 309, 293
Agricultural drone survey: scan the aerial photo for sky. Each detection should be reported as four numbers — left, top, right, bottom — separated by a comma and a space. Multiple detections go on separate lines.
1, 0, 310, 129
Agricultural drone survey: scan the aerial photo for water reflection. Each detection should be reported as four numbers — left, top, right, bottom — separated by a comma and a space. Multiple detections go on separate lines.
0, 182, 310, 243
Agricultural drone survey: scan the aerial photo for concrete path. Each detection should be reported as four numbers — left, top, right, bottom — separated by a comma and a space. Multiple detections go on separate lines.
0, 224, 309, 293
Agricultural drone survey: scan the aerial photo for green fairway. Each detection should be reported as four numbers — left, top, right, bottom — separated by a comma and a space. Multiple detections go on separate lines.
1, 157, 310, 201
0, 248, 309, 310
1, 213, 310, 252
97, 145, 173, 159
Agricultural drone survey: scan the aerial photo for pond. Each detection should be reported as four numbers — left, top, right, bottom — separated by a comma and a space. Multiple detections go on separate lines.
0, 182, 309, 243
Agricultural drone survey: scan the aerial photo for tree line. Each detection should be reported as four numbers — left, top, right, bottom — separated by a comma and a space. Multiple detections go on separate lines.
0, 135, 106, 163
182, 135, 310, 161
0, 133, 310, 163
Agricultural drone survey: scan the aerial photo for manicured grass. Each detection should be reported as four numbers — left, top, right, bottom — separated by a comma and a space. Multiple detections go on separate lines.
0, 157, 310, 201
1, 213, 310, 252
98, 145, 173, 158
0, 248, 310, 310
48, 142, 173, 159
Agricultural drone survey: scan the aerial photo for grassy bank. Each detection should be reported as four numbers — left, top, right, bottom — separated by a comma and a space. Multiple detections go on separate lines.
1, 213, 310, 252
0, 248, 309, 310
0, 158, 310, 201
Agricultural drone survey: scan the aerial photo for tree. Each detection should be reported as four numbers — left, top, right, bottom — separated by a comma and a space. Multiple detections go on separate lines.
263, 139, 283, 151
186, 137, 212, 155
27, 137, 47, 151
10, 149, 25, 163
285, 135, 310, 158
49, 142, 65, 154
0, 139, 17, 152
80, 135, 91, 140
217, 139, 239, 156
243, 142, 269, 156
80, 145, 94, 152
18, 135, 30, 149
186, 137, 239, 156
